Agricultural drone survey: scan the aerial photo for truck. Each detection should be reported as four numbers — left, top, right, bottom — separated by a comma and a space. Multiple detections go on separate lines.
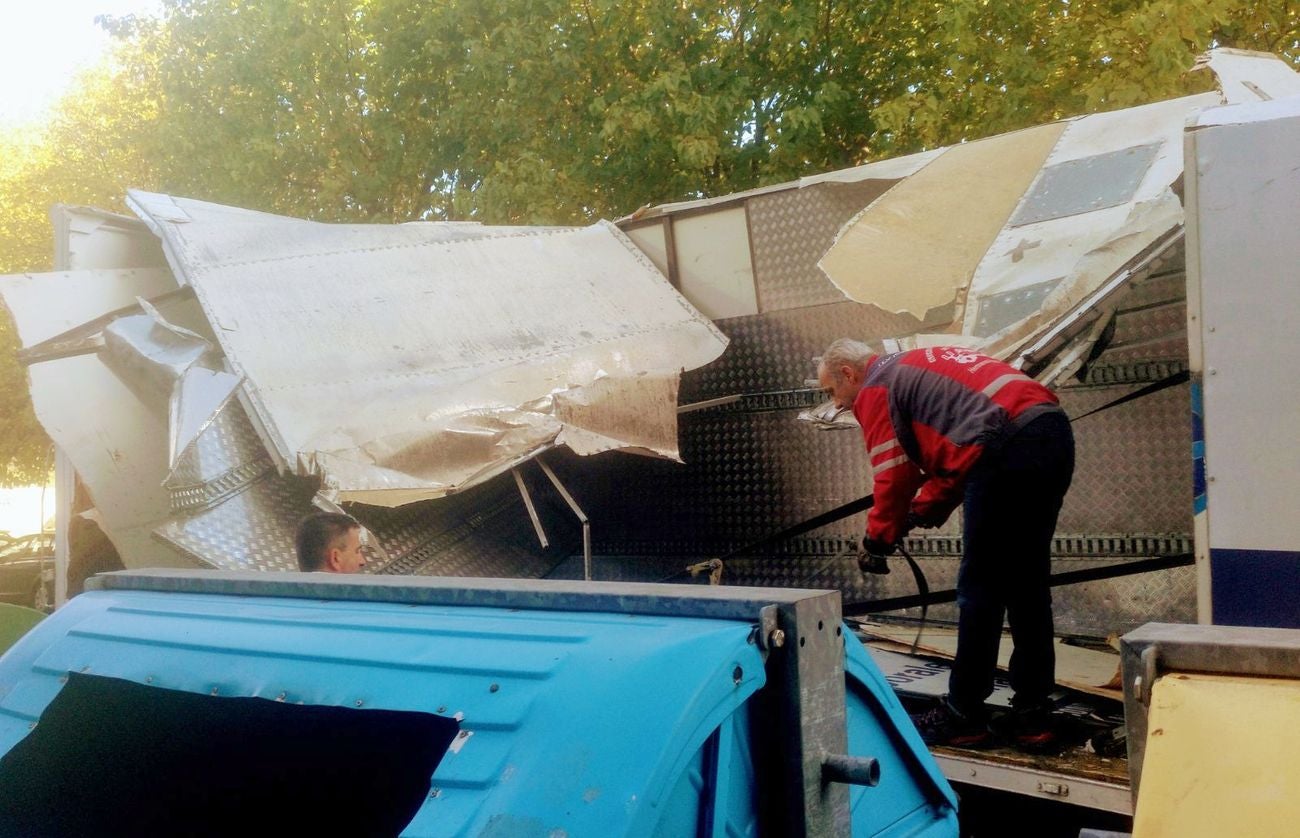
1, 47, 1298, 834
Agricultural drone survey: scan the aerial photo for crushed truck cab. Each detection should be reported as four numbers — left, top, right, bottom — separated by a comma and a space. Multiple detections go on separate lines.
0, 571, 956, 836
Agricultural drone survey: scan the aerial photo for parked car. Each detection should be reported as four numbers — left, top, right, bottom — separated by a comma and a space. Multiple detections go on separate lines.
0, 533, 54, 611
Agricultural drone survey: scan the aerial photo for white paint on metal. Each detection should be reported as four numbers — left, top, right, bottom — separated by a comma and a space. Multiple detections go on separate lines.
621, 221, 670, 278
810, 50, 1300, 377
1185, 97, 1300, 553
1194, 48, 1300, 104
51, 206, 166, 273
0, 268, 174, 348
670, 206, 759, 320
959, 91, 1212, 348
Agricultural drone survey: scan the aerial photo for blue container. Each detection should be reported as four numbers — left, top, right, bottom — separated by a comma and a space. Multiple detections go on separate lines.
0, 572, 956, 836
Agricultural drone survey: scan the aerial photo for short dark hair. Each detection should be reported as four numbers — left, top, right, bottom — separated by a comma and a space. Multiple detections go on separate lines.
295, 512, 360, 572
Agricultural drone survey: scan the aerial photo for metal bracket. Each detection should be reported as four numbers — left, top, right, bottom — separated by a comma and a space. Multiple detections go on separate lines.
1134, 644, 1160, 706
756, 604, 783, 652
536, 456, 592, 581
511, 468, 548, 549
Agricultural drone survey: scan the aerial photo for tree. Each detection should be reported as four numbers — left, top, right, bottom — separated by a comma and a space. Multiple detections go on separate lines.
1, 0, 1299, 483
0, 49, 161, 484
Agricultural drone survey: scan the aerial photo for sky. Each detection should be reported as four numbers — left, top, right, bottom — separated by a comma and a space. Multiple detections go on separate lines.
0, 486, 55, 537
1, 0, 161, 129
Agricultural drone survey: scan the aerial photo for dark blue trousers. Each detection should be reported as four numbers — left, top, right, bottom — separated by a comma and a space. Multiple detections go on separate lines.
948, 411, 1075, 716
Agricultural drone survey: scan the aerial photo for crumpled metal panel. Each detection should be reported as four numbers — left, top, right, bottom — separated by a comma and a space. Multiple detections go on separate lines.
807, 50, 1300, 375
972, 277, 1064, 338
352, 470, 579, 579
127, 191, 728, 508
566, 292, 1197, 636
170, 368, 243, 470
101, 310, 213, 402
1194, 48, 1300, 104
819, 122, 1066, 319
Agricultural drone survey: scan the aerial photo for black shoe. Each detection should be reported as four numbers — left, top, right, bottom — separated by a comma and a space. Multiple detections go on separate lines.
991, 702, 1061, 755
910, 701, 992, 749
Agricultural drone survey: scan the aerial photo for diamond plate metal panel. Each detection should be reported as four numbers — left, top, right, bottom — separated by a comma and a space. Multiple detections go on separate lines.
570, 294, 1198, 637
678, 299, 947, 405
1104, 299, 1188, 363
1058, 382, 1193, 535
157, 428, 580, 577
154, 473, 317, 572
165, 400, 275, 512
349, 466, 580, 579
746, 181, 894, 312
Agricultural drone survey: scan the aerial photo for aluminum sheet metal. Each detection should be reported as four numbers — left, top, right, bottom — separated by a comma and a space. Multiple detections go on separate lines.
126, 192, 728, 507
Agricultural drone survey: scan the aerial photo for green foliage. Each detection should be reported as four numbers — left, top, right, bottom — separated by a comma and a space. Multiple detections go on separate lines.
0, 0, 1298, 482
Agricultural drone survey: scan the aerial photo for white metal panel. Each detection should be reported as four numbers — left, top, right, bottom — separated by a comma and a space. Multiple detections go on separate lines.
0, 267, 218, 571
51, 206, 167, 272
1196, 48, 1300, 104
961, 94, 1216, 346
24, 352, 191, 569
0, 268, 175, 348
127, 193, 728, 506
1185, 97, 1300, 552
670, 207, 759, 320
623, 221, 670, 278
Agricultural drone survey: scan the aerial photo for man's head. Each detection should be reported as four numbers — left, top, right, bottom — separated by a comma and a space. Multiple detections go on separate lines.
295, 512, 366, 573
818, 338, 877, 410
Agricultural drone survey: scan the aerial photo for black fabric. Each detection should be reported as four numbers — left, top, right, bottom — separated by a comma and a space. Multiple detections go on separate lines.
0, 673, 458, 837
950, 410, 1075, 714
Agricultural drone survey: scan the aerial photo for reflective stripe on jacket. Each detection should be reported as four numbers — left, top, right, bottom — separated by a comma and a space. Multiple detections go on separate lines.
853, 347, 1063, 544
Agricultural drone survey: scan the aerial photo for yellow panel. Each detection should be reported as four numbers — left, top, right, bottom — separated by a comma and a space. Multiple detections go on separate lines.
818, 121, 1065, 317
1134, 672, 1300, 837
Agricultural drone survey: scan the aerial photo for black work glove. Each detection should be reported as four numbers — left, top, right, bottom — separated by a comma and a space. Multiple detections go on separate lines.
906, 510, 947, 531
857, 536, 895, 575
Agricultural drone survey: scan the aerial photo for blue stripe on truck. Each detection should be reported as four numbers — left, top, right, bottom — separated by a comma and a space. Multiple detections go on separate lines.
1211, 548, 1300, 628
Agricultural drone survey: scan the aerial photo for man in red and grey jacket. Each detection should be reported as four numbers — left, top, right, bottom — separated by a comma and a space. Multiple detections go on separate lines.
818, 338, 1074, 752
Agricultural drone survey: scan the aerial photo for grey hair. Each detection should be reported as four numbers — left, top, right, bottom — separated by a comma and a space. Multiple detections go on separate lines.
818, 338, 877, 379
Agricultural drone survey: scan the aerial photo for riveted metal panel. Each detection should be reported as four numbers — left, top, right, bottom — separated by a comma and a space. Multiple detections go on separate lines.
972, 278, 1064, 338
746, 181, 892, 312
1011, 143, 1162, 226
